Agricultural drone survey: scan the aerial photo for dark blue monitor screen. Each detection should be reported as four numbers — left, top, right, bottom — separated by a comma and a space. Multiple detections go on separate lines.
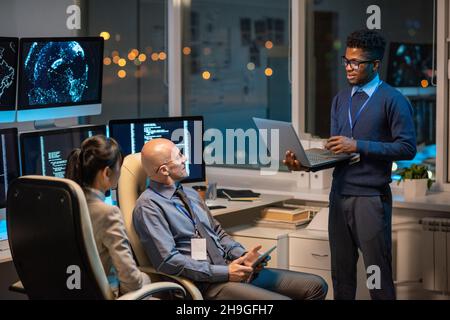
0, 38, 18, 111
109, 117, 205, 183
18, 37, 103, 110
387, 42, 433, 87
0, 128, 19, 209
20, 125, 106, 177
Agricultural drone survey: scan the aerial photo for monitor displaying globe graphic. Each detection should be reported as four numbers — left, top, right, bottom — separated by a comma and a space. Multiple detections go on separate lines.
17, 37, 103, 122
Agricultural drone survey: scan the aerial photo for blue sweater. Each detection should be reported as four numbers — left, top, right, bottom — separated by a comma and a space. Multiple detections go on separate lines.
330, 81, 417, 196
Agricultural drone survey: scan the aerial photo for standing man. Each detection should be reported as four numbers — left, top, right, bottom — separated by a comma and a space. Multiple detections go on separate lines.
284, 30, 416, 299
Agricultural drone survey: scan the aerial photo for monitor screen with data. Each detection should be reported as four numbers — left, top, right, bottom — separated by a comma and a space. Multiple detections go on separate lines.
109, 116, 205, 183
0, 37, 18, 123
20, 125, 106, 177
0, 128, 20, 209
17, 37, 103, 121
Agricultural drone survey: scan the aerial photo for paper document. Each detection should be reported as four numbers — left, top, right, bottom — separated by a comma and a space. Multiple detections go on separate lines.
306, 207, 329, 231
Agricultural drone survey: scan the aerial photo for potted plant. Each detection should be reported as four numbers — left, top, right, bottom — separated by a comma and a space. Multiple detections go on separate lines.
397, 164, 434, 200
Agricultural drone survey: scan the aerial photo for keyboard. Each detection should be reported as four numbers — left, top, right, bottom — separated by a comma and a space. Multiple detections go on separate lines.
305, 149, 350, 166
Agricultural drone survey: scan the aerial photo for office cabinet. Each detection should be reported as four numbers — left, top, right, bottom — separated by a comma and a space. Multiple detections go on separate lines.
288, 229, 370, 300
289, 237, 331, 270
227, 225, 291, 269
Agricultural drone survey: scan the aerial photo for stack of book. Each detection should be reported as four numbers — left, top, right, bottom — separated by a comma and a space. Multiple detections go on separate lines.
255, 205, 320, 229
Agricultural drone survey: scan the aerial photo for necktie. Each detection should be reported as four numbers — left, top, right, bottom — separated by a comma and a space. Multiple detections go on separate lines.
174, 187, 227, 265
351, 90, 369, 121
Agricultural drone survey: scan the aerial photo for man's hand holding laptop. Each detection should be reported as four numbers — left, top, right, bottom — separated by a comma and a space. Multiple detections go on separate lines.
284, 136, 358, 171
325, 136, 357, 154
283, 150, 310, 172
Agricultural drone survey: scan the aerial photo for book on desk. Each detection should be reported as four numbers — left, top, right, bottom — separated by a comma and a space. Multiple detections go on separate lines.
255, 205, 320, 230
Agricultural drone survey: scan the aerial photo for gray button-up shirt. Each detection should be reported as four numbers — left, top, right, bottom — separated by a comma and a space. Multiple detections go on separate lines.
133, 181, 246, 283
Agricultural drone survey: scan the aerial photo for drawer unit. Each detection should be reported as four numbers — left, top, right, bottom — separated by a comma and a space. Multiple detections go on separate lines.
227, 225, 291, 269
289, 237, 331, 270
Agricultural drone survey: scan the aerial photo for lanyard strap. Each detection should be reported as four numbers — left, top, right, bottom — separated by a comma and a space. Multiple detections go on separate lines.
151, 186, 198, 231
348, 81, 383, 138
174, 202, 197, 230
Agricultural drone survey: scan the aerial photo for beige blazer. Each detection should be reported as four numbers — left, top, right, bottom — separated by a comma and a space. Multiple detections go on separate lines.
84, 188, 151, 295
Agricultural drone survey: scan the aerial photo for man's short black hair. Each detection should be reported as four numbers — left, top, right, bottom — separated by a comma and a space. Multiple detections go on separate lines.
347, 30, 386, 61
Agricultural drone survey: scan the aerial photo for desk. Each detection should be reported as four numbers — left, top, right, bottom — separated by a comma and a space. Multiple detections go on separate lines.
0, 193, 292, 265
243, 186, 450, 214
208, 193, 292, 217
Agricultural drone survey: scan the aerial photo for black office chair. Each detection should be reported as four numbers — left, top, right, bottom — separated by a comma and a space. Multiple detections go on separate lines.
6, 176, 185, 300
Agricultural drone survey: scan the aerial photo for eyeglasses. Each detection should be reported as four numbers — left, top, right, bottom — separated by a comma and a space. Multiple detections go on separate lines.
341, 56, 376, 71
155, 150, 185, 173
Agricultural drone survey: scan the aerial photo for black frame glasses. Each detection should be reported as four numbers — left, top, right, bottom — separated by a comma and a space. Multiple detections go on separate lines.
341, 56, 376, 70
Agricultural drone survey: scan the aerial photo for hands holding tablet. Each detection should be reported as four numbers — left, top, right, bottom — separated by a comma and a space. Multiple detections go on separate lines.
228, 245, 276, 283
240, 245, 276, 283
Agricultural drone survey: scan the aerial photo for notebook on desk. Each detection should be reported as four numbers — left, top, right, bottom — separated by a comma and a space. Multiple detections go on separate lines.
217, 189, 261, 201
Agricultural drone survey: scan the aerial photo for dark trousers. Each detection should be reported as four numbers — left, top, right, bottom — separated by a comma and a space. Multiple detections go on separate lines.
202, 268, 328, 300
328, 188, 396, 300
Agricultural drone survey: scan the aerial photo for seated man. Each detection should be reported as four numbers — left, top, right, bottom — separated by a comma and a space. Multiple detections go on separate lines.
133, 138, 328, 300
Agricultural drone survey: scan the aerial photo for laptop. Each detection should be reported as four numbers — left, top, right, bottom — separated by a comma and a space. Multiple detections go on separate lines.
253, 118, 356, 172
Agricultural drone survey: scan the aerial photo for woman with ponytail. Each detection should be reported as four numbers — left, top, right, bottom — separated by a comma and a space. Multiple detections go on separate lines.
66, 135, 151, 297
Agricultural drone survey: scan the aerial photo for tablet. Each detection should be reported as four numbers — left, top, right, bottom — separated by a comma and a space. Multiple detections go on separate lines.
251, 245, 277, 268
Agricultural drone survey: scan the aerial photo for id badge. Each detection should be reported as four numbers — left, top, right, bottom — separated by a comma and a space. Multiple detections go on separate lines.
191, 238, 207, 260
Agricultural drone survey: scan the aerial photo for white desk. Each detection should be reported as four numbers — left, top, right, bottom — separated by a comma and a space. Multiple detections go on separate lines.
208, 193, 292, 217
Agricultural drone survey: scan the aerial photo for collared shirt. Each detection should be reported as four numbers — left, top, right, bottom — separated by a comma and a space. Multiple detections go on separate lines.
133, 180, 246, 283
351, 73, 380, 98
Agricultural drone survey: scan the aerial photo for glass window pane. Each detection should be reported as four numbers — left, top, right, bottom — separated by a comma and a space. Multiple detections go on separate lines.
306, 0, 436, 180
86, 0, 168, 125
182, 0, 291, 168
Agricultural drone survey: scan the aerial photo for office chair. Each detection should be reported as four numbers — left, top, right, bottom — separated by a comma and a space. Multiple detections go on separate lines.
6, 176, 185, 300
117, 153, 203, 300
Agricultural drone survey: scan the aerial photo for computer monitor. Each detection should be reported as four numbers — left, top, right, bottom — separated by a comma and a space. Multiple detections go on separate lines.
17, 37, 104, 122
0, 128, 20, 217
0, 37, 19, 123
387, 42, 433, 88
20, 125, 106, 177
109, 116, 205, 183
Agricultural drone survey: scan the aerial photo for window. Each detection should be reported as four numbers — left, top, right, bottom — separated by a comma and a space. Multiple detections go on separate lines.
305, 0, 436, 181
86, 0, 168, 125
182, 0, 291, 168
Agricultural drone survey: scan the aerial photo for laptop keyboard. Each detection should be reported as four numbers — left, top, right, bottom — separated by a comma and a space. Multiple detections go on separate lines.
306, 149, 349, 165
307, 153, 336, 165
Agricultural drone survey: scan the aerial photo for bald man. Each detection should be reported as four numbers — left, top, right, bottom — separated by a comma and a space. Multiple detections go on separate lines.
132, 138, 328, 300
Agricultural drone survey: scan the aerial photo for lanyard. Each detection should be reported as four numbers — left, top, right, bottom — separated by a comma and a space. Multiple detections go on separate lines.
151, 186, 199, 233
174, 202, 197, 229
348, 81, 382, 138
